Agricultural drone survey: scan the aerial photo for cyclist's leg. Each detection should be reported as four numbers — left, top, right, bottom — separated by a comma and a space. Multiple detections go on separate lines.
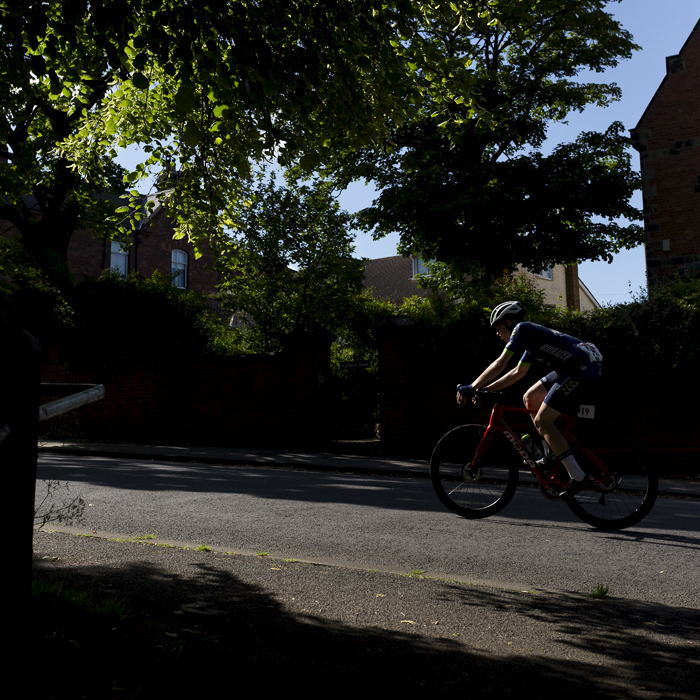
527, 373, 588, 484
535, 403, 587, 482
523, 375, 569, 460
523, 379, 548, 414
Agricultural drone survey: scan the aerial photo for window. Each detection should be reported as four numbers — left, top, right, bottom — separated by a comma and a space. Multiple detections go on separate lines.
538, 266, 552, 280
412, 256, 433, 277
110, 241, 129, 276
171, 249, 188, 288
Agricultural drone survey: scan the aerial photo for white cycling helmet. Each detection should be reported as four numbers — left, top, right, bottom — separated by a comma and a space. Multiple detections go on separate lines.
490, 301, 525, 328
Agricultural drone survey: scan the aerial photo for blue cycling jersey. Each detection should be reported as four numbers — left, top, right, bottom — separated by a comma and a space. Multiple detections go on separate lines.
504, 322, 602, 374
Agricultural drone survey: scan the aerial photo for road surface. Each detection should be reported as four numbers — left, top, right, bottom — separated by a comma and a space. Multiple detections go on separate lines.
36, 453, 700, 608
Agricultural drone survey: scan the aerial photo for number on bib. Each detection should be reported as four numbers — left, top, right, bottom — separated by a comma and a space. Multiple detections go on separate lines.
578, 405, 596, 419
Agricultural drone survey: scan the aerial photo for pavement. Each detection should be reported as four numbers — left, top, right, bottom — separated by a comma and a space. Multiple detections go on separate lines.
33, 439, 700, 698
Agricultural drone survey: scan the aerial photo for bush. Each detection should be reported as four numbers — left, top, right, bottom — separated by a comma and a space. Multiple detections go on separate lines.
325, 272, 557, 375
62, 271, 236, 373
357, 273, 699, 399
0, 238, 73, 337
377, 273, 557, 374
553, 276, 700, 386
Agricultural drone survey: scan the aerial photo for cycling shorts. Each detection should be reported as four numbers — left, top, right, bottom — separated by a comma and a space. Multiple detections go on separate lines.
540, 362, 601, 415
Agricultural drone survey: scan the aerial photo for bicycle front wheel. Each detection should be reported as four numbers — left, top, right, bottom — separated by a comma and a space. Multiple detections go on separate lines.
430, 424, 519, 519
566, 438, 658, 531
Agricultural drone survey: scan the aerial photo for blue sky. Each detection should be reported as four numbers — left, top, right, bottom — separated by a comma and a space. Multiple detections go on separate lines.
118, 1, 699, 306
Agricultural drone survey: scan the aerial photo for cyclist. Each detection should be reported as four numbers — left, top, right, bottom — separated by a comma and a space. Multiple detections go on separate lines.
456, 301, 603, 498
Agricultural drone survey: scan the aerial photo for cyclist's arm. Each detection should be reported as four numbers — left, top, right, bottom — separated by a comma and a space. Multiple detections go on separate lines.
474, 348, 531, 391
486, 362, 530, 391
471, 349, 512, 389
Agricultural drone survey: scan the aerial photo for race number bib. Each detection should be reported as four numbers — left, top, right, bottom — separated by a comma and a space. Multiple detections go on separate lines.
578, 405, 596, 419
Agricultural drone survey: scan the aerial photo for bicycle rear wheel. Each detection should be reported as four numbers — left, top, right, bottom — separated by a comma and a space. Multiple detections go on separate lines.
566, 438, 658, 530
430, 424, 519, 519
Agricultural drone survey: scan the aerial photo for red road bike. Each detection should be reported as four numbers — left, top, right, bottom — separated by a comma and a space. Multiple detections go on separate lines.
429, 390, 658, 530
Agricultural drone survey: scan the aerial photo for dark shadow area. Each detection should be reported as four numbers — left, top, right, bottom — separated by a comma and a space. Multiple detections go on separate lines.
36, 453, 451, 512
32, 533, 697, 699
506, 521, 700, 553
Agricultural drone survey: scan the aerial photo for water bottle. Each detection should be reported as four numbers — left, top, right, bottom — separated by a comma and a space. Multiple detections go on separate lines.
521, 434, 543, 460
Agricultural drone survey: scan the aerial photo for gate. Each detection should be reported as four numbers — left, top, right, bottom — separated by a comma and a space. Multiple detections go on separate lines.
330, 359, 378, 439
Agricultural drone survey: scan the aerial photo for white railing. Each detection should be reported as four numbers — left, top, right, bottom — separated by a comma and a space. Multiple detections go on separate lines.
0, 383, 105, 444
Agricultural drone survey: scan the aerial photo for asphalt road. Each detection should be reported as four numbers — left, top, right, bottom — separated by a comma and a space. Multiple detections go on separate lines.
36, 453, 700, 608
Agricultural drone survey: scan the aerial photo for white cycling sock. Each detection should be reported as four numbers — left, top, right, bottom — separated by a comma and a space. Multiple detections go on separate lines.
558, 450, 586, 481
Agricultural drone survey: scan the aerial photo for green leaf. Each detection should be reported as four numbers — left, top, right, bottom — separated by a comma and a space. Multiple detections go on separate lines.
299, 151, 318, 171
183, 122, 203, 147
132, 72, 149, 90
175, 84, 196, 112
133, 52, 148, 70
213, 104, 230, 119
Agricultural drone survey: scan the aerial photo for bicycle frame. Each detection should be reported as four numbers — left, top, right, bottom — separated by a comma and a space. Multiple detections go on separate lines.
472, 402, 607, 493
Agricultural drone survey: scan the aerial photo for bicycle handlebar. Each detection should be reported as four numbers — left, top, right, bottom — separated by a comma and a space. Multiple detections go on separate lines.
474, 388, 506, 407
457, 384, 506, 407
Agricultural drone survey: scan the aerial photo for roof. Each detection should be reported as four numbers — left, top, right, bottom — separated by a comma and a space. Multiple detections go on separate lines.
6, 189, 171, 230
363, 255, 432, 303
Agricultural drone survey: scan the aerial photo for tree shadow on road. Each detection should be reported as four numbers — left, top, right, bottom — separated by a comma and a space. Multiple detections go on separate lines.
32, 532, 697, 700
439, 582, 700, 700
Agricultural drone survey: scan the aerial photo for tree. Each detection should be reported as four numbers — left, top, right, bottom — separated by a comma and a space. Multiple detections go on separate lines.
1, 0, 489, 291
6, 0, 502, 594
0, 10, 125, 290
216, 172, 363, 353
333, 0, 643, 280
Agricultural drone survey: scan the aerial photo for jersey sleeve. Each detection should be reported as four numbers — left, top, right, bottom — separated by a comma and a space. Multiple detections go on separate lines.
517, 350, 533, 368
502, 324, 531, 367
504, 323, 524, 355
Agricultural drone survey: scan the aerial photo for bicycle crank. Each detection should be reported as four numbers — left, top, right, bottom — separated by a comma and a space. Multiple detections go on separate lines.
539, 483, 563, 501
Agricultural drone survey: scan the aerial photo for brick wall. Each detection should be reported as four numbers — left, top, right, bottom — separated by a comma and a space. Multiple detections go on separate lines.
131, 211, 221, 294
376, 319, 507, 458
67, 228, 108, 282
632, 20, 700, 284
40, 326, 334, 447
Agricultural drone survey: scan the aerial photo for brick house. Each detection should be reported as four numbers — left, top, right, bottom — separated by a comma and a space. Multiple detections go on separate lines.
631, 18, 700, 285
1, 184, 221, 295
364, 255, 599, 310
69, 190, 222, 294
